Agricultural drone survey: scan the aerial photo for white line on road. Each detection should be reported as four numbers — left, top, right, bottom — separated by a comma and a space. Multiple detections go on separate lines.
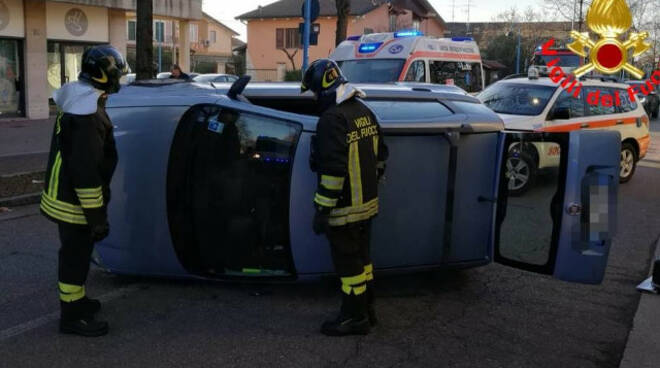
0, 284, 141, 342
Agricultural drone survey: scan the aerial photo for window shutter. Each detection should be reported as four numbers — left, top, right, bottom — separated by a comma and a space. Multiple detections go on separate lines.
276, 28, 284, 49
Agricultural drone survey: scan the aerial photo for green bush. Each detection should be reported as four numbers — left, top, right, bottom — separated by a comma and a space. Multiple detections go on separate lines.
285, 70, 302, 81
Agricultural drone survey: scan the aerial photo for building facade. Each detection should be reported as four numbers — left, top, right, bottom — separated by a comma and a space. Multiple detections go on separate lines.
237, 0, 445, 81
124, 12, 238, 76
0, 0, 203, 120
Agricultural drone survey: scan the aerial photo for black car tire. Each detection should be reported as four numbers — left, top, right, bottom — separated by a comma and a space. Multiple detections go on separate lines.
619, 142, 637, 183
505, 150, 536, 196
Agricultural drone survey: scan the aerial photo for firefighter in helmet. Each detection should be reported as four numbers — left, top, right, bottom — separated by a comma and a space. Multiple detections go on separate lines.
302, 59, 388, 336
41, 45, 128, 336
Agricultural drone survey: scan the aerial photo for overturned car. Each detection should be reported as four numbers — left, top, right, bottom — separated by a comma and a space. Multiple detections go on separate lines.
96, 78, 620, 285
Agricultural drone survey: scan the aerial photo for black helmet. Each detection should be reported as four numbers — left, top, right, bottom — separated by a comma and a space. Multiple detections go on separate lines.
78, 45, 129, 94
301, 58, 347, 96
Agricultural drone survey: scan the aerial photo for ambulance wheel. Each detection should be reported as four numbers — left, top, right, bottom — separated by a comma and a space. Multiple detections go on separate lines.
619, 142, 637, 183
505, 151, 536, 196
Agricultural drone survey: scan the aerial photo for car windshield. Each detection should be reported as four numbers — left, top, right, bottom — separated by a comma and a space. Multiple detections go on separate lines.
533, 54, 581, 67
193, 75, 216, 83
477, 83, 556, 116
336, 59, 405, 83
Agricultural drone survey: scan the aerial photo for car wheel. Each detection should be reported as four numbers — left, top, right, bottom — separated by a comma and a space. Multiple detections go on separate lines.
619, 142, 637, 183
505, 150, 536, 196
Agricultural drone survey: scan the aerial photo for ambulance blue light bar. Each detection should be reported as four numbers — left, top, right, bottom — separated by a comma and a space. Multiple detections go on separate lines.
394, 30, 423, 38
346, 35, 361, 41
451, 37, 474, 41
358, 42, 383, 53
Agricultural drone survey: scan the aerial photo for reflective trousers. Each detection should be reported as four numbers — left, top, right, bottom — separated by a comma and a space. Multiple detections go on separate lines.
326, 220, 373, 295
58, 223, 94, 302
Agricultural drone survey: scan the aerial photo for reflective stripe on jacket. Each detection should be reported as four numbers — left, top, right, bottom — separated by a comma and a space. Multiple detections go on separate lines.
314, 97, 388, 226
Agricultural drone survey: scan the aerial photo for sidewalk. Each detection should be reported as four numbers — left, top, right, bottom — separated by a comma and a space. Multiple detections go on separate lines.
620, 237, 660, 368
0, 118, 53, 207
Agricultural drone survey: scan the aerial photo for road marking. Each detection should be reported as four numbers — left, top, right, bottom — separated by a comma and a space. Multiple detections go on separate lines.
0, 284, 141, 342
639, 161, 660, 169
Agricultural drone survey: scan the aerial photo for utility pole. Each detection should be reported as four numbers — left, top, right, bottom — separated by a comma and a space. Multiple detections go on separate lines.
302, 0, 311, 72
578, 0, 584, 32
515, 25, 521, 74
136, 0, 153, 80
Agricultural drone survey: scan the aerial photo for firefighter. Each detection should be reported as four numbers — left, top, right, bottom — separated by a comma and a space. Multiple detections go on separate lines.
41, 45, 127, 337
302, 59, 388, 336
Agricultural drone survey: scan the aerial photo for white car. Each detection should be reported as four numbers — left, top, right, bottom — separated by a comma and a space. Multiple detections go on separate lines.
478, 74, 650, 194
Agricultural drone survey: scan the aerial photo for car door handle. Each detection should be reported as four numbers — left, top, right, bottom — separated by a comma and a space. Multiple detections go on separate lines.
580, 123, 589, 128
616, 120, 624, 125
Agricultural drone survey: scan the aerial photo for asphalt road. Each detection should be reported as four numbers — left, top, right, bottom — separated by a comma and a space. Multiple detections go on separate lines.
1, 121, 659, 368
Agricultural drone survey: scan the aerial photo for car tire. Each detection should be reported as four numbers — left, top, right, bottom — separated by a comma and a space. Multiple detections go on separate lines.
505, 150, 536, 196
619, 142, 637, 183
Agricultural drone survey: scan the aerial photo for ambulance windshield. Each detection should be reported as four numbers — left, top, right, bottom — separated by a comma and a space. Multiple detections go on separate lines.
337, 59, 405, 83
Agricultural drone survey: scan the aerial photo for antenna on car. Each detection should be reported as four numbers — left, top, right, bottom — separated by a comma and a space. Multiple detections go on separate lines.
228, 75, 251, 101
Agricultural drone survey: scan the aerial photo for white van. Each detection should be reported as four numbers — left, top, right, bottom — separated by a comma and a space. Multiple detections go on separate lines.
330, 31, 485, 93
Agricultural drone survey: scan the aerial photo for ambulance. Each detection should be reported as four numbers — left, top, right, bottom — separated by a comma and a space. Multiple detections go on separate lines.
478, 70, 650, 194
530, 45, 583, 75
330, 31, 485, 93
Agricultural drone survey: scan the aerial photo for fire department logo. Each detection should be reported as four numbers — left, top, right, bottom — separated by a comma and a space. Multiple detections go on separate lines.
65, 8, 88, 36
568, 0, 650, 79
0, 1, 9, 32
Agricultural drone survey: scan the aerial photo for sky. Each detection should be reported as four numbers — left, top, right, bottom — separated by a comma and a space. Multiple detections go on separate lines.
202, 0, 547, 42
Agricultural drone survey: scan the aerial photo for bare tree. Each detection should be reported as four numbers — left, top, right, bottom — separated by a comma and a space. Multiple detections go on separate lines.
136, 0, 153, 80
335, 0, 350, 46
280, 48, 299, 71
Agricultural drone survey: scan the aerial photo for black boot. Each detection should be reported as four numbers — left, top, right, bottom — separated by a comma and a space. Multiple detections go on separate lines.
321, 293, 370, 336
60, 300, 109, 337
80, 297, 101, 317
366, 283, 377, 326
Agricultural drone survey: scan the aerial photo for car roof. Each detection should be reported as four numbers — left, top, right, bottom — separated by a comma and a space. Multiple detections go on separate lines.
496, 77, 631, 89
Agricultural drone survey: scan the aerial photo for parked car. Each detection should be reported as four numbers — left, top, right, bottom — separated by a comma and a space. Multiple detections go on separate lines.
97, 79, 620, 285
626, 80, 660, 118
156, 72, 199, 80
193, 73, 239, 84
478, 74, 650, 194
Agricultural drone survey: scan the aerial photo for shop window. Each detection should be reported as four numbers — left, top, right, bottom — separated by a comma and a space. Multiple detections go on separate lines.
0, 39, 22, 117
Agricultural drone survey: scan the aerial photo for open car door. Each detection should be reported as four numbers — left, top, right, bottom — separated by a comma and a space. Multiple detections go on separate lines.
494, 130, 620, 284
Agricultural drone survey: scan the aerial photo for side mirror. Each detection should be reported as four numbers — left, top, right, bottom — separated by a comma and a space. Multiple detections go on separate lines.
551, 106, 570, 120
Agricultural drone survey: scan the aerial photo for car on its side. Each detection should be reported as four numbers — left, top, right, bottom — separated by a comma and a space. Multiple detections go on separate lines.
478, 74, 650, 194
95, 79, 620, 286
193, 73, 239, 84
626, 80, 660, 118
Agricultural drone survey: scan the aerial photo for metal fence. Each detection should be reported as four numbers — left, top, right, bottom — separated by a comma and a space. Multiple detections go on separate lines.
246, 69, 279, 82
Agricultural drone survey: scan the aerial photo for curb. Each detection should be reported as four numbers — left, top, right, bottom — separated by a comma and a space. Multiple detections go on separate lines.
0, 170, 45, 198
619, 236, 660, 368
0, 192, 41, 208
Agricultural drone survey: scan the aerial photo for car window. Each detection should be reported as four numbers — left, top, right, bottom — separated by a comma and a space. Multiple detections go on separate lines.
215, 76, 227, 82
404, 60, 426, 82
336, 59, 405, 83
478, 83, 556, 116
365, 100, 452, 120
617, 88, 636, 112
585, 87, 616, 116
549, 88, 585, 120
227, 76, 238, 82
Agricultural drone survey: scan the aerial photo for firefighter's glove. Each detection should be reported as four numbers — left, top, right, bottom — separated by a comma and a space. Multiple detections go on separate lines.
91, 221, 110, 242
313, 206, 331, 235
